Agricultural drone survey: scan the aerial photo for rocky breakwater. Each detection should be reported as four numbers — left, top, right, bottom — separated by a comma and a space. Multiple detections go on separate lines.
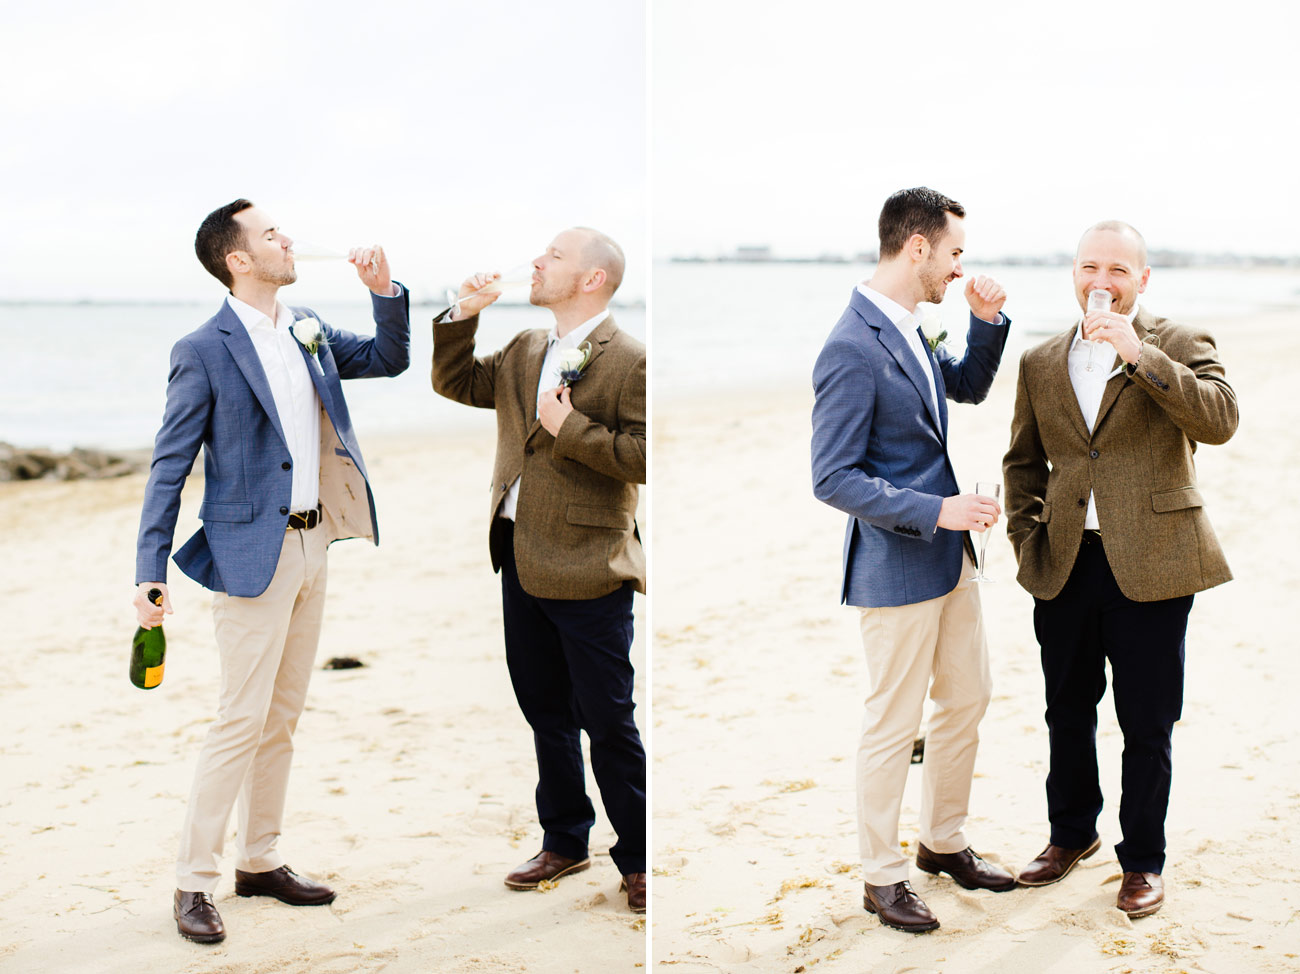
0, 442, 151, 481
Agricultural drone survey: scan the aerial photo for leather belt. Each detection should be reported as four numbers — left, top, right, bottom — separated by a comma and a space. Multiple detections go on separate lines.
1082, 529, 1103, 544
287, 506, 321, 531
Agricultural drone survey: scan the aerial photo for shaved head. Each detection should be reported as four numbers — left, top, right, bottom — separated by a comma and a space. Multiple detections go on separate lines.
1078, 220, 1147, 268
573, 227, 625, 296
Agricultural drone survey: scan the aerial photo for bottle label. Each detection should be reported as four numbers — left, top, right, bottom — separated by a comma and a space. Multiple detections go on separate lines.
144, 664, 164, 689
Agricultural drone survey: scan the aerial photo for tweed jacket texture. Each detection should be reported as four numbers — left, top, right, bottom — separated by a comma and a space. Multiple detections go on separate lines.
432, 313, 646, 600
1003, 307, 1237, 602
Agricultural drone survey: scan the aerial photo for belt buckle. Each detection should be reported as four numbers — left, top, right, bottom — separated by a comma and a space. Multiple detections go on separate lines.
287, 505, 321, 531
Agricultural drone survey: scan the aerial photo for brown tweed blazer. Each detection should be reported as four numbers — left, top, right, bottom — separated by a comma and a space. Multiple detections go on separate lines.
432, 312, 646, 600
1003, 308, 1237, 602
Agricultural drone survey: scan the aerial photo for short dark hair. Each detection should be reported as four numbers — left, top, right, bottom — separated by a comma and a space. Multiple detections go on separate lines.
195, 199, 255, 288
877, 187, 965, 259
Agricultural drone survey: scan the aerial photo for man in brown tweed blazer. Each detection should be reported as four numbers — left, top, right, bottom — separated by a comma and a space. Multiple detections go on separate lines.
432, 227, 646, 913
1003, 220, 1237, 919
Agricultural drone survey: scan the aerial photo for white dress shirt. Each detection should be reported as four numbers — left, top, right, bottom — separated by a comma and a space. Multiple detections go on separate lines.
500, 308, 609, 521
857, 284, 940, 418
1067, 305, 1138, 530
226, 295, 321, 511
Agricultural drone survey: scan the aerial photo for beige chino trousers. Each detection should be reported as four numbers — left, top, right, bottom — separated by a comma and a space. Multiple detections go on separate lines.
856, 552, 991, 886
176, 524, 329, 893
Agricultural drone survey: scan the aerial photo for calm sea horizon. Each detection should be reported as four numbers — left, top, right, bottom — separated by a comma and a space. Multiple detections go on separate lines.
0, 300, 645, 452
652, 261, 1300, 400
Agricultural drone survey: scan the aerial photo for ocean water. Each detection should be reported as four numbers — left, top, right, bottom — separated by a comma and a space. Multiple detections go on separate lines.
0, 301, 645, 451
652, 261, 1300, 399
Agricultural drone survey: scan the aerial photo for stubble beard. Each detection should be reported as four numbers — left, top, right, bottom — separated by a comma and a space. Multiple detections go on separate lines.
919, 264, 948, 305
251, 254, 297, 287
529, 274, 580, 309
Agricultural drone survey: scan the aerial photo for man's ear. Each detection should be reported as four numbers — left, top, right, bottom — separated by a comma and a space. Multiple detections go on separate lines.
905, 232, 929, 263
226, 250, 250, 279
581, 268, 608, 294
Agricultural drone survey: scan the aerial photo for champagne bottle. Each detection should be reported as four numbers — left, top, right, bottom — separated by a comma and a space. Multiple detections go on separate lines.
130, 588, 167, 690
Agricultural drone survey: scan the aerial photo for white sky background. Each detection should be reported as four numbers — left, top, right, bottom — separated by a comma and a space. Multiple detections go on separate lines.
0, 0, 646, 302
652, 0, 1300, 261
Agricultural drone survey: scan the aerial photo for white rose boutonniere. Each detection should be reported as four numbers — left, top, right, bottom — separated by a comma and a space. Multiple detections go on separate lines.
291, 316, 326, 356
919, 311, 947, 353
557, 341, 592, 387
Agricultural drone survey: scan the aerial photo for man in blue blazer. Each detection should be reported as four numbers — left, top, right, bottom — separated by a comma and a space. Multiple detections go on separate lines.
811, 187, 1012, 932
132, 199, 410, 944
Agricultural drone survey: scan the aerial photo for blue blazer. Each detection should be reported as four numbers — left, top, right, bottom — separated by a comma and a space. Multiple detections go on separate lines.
811, 289, 1009, 607
135, 287, 410, 598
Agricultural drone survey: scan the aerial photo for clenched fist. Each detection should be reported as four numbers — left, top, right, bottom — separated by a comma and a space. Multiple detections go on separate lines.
964, 275, 1007, 324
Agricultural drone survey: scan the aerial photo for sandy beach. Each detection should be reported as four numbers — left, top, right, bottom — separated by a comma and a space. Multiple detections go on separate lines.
0, 424, 646, 972
651, 308, 1300, 973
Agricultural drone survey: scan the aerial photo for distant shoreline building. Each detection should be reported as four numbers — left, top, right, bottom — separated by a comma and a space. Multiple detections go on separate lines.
669, 245, 1299, 269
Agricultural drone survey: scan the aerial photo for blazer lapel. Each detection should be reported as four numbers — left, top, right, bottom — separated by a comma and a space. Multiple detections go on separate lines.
921, 330, 949, 438
522, 329, 549, 441
292, 314, 338, 426
523, 314, 619, 444
218, 302, 289, 450
875, 311, 943, 434
1049, 323, 1092, 442
1093, 307, 1151, 431
850, 290, 941, 433
578, 314, 617, 373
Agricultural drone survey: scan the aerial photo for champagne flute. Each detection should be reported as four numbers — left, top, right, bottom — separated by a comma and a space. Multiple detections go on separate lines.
1084, 289, 1111, 372
290, 240, 379, 270
970, 481, 1001, 582
432, 263, 536, 322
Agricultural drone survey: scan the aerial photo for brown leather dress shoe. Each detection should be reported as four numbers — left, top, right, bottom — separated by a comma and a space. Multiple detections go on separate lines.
620, 872, 646, 913
174, 889, 225, 943
1017, 836, 1102, 887
504, 850, 592, 889
916, 844, 1017, 891
234, 865, 336, 905
862, 881, 940, 932
1117, 871, 1163, 918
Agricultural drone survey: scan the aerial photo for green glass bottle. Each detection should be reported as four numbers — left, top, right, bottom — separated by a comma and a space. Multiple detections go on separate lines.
130, 588, 167, 690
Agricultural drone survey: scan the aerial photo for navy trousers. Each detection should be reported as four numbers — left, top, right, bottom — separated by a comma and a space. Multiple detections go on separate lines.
493, 519, 646, 874
1033, 533, 1192, 874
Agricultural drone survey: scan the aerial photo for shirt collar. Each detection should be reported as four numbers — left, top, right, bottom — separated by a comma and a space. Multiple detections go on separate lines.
856, 283, 914, 327
548, 308, 609, 347
226, 294, 293, 333
1072, 303, 1140, 348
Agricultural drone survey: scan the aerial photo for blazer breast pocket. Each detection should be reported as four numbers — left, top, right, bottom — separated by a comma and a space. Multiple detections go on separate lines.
572, 396, 608, 417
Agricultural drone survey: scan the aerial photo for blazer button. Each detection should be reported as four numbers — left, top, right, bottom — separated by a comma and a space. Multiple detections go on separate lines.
525, 446, 534, 455
1090, 449, 1099, 459
282, 461, 292, 470
1077, 498, 1086, 507
280, 506, 289, 515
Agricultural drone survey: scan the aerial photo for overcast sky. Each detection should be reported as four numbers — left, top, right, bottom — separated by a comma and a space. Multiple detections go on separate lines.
0, 0, 645, 302
4, 1, 1296, 303
652, 0, 1300, 261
